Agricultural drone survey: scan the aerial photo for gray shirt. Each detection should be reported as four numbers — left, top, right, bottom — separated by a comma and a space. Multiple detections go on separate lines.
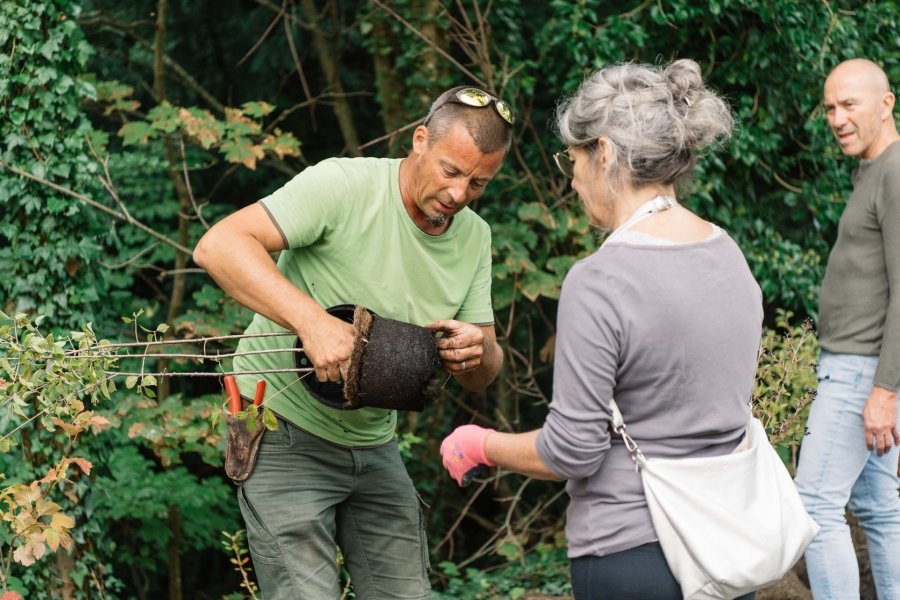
536, 232, 763, 558
818, 141, 900, 391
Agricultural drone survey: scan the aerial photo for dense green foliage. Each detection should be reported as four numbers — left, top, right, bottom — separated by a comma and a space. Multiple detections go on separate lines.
1, 0, 897, 597
0, 1, 120, 324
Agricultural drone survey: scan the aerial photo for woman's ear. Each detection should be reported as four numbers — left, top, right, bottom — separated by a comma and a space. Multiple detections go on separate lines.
596, 137, 613, 167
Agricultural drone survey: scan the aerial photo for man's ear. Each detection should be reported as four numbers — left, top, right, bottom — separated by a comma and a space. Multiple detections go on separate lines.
881, 92, 896, 121
411, 125, 429, 155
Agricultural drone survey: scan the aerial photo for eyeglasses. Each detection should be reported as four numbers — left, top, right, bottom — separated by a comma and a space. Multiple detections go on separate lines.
425, 88, 515, 126
553, 151, 575, 179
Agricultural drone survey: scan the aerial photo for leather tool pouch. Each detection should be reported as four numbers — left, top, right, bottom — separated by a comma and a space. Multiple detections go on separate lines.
224, 397, 266, 482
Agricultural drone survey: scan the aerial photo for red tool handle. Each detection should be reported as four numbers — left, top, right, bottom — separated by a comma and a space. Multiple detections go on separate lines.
253, 380, 266, 406
224, 375, 241, 415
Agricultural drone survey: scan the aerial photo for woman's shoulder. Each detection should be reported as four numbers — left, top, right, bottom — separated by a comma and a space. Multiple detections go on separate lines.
561, 246, 636, 297
566, 231, 750, 286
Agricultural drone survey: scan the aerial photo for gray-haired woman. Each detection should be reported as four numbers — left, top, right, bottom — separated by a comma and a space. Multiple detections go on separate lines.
440, 59, 763, 599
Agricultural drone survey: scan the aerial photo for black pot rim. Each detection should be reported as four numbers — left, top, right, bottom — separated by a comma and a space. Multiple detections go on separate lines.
294, 304, 365, 411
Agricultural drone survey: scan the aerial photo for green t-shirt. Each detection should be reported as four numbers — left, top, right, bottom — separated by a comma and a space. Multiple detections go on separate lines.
233, 157, 494, 446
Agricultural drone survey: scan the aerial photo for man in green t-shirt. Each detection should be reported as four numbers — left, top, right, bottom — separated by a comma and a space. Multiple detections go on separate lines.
193, 87, 512, 599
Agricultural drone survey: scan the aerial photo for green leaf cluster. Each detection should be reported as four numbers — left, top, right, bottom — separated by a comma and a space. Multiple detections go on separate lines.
0, 0, 121, 328
433, 541, 571, 599
753, 310, 819, 466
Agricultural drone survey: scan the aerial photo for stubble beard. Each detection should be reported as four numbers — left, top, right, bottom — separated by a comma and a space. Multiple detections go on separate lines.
426, 211, 448, 228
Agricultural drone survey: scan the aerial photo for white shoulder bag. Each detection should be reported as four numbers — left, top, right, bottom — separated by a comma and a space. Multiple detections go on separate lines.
609, 399, 819, 600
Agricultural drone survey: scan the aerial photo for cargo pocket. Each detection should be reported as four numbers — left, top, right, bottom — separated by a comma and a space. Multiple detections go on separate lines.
237, 486, 283, 565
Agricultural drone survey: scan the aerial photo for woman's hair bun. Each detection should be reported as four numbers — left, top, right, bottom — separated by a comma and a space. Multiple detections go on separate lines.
664, 59, 703, 110
555, 58, 733, 190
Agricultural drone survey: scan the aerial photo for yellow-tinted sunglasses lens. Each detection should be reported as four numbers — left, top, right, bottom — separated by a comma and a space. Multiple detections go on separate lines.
457, 88, 492, 107
494, 100, 514, 125
456, 88, 514, 125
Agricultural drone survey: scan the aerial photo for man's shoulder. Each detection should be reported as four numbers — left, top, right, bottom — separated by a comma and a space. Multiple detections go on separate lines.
855, 140, 900, 204
451, 207, 492, 242
277, 156, 398, 193
312, 156, 400, 175
863, 140, 900, 178
882, 139, 900, 159
293, 156, 400, 205
880, 141, 900, 180
459, 206, 490, 228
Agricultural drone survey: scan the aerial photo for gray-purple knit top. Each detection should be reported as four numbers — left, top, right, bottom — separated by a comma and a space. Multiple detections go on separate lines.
536, 231, 763, 558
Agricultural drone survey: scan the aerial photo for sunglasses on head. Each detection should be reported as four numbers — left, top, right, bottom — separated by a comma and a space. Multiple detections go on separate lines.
425, 87, 515, 126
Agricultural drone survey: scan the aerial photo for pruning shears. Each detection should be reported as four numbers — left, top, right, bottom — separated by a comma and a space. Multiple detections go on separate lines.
224, 375, 266, 415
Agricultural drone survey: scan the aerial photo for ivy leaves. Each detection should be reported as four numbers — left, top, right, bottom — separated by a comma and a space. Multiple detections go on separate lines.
0, 0, 114, 327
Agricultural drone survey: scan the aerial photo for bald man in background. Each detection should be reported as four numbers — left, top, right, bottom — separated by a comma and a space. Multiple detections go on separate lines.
795, 59, 900, 599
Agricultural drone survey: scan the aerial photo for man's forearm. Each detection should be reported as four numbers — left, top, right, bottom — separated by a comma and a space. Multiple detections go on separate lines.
457, 338, 503, 391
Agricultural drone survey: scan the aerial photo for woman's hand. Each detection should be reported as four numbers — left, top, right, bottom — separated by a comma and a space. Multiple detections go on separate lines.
440, 424, 496, 486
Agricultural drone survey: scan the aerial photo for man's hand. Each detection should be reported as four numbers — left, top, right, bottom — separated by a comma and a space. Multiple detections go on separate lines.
440, 424, 496, 486
299, 311, 355, 383
425, 319, 485, 374
862, 385, 900, 456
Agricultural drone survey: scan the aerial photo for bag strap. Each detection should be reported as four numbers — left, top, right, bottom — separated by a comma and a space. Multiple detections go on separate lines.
609, 398, 647, 471
611, 398, 756, 472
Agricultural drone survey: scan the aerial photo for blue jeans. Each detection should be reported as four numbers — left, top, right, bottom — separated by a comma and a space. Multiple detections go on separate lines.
794, 352, 900, 600
237, 418, 431, 600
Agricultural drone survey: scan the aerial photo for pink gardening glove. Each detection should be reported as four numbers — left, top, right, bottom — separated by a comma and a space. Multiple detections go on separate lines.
440, 424, 496, 487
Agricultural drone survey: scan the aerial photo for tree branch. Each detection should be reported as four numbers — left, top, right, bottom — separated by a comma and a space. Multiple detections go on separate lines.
298, 0, 361, 155
76, 11, 226, 115
371, 0, 487, 88
0, 160, 192, 255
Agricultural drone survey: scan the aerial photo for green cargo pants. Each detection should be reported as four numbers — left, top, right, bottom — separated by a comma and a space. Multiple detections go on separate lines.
237, 417, 431, 599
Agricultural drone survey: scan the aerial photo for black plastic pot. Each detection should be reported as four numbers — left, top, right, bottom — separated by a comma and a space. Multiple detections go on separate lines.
293, 304, 359, 410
